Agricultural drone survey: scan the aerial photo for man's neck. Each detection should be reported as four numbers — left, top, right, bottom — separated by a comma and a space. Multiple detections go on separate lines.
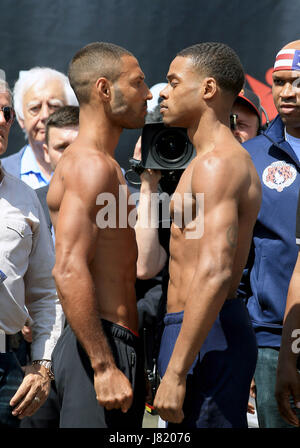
285, 126, 300, 139
27, 139, 52, 180
78, 107, 123, 158
188, 110, 231, 155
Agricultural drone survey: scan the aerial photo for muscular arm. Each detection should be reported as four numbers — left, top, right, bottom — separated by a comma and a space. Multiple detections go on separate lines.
52, 159, 133, 411
154, 156, 252, 422
276, 249, 300, 427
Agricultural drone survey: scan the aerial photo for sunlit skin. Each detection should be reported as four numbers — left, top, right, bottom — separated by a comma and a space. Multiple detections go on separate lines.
43, 125, 78, 170
271, 39, 300, 138
154, 55, 261, 424
272, 70, 300, 138
47, 53, 153, 414
231, 102, 259, 143
108, 55, 151, 129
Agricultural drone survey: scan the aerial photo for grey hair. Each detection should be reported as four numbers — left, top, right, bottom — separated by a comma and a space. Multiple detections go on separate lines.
13, 67, 78, 122
0, 79, 13, 105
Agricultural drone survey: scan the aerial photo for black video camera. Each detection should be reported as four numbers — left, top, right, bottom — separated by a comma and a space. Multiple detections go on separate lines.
128, 122, 196, 193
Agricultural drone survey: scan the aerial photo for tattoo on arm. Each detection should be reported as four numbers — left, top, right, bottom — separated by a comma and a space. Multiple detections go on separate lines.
226, 225, 238, 248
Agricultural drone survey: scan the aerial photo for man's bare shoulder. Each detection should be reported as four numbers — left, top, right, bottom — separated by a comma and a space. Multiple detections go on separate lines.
190, 142, 257, 198
55, 143, 119, 197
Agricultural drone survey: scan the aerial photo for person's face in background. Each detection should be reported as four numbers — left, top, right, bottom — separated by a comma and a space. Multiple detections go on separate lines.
19, 80, 67, 146
272, 70, 300, 138
43, 125, 78, 170
231, 101, 259, 143
0, 91, 14, 155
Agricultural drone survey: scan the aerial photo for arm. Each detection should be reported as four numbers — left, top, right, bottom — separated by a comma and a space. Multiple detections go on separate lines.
52, 160, 133, 412
135, 170, 167, 279
133, 136, 167, 279
154, 157, 246, 423
275, 248, 300, 427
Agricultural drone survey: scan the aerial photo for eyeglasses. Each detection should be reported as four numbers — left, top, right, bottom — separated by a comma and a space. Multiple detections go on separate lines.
0, 106, 15, 123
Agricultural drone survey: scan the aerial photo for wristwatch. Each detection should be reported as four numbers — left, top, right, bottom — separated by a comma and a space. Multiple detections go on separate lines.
32, 360, 55, 380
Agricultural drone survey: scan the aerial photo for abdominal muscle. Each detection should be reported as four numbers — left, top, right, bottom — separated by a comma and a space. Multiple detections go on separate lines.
90, 227, 139, 334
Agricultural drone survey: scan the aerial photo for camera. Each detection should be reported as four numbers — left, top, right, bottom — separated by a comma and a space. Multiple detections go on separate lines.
128, 122, 196, 194
140, 122, 195, 170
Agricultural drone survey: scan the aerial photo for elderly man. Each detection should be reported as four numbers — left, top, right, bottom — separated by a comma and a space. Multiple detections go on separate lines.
0, 79, 64, 427
1, 67, 77, 189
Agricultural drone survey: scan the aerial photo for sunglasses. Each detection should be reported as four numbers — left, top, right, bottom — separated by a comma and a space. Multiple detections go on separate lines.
0, 106, 14, 123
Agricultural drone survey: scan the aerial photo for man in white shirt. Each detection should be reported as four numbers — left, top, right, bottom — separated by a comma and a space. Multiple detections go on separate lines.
0, 80, 64, 427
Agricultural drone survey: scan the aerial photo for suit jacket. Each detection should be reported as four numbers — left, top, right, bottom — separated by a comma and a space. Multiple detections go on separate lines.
1, 146, 27, 178
36, 185, 52, 232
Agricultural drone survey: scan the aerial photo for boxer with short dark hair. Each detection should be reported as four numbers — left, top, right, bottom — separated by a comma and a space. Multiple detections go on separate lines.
153, 42, 261, 428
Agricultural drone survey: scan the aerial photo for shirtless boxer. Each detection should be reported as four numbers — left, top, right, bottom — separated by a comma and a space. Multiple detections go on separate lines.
47, 42, 152, 428
153, 42, 262, 428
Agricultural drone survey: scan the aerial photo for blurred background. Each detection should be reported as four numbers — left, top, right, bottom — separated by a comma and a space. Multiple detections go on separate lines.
0, 0, 299, 169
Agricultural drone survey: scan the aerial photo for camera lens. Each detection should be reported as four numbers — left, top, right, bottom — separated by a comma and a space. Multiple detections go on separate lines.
152, 128, 192, 168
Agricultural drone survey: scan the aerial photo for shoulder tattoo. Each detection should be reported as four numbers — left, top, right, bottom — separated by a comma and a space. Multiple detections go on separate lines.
226, 225, 238, 248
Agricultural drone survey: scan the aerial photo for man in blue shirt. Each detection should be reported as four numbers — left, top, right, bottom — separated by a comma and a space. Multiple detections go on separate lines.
1, 67, 78, 189
242, 40, 300, 427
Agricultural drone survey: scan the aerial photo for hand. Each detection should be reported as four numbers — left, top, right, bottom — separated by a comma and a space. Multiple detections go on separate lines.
247, 377, 256, 414
133, 136, 142, 161
249, 377, 256, 398
275, 361, 300, 427
153, 370, 185, 423
94, 366, 133, 412
10, 364, 51, 419
22, 325, 33, 343
140, 169, 162, 191
133, 136, 161, 190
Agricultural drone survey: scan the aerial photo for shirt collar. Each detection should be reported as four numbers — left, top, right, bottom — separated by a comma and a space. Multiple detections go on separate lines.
20, 144, 42, 175
0, 160, 4, 186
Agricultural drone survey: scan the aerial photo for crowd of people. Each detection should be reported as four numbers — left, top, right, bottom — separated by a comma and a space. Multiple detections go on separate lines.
0, 38, 299, 429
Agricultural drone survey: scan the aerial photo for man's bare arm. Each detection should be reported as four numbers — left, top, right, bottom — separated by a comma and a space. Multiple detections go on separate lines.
276, 249, 300, 427
135, 169, 167, 279
154, 156, 250, 422
52, 159, 133, 412
133, 137, 167, 279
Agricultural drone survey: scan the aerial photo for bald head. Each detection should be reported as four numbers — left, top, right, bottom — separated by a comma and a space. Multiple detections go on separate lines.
281, 40, 300, 51
274, 40, 300, 72
272, 39, 300, 137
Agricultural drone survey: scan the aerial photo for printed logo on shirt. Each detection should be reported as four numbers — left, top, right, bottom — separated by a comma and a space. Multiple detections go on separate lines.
262, 161, 297, 192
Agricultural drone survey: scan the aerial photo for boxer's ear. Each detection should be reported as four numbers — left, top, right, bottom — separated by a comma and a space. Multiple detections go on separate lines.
96, 77, 111, 102
202, 77, 217, 99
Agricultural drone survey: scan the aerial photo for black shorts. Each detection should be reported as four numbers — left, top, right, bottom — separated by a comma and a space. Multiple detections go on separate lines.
52, 320, 145, 428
